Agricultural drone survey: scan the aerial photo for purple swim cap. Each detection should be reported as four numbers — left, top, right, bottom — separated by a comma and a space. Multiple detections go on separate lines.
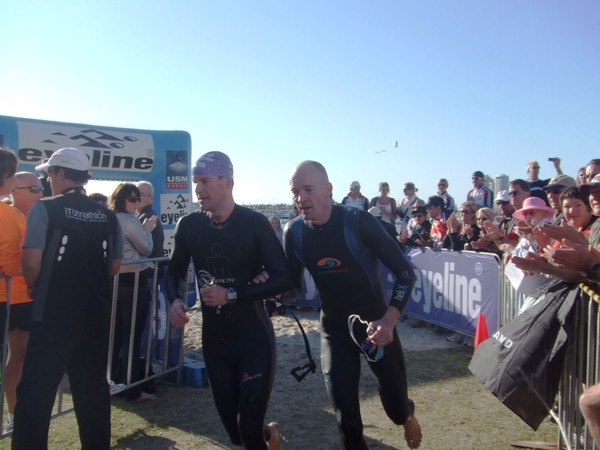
193, 151, 234, 179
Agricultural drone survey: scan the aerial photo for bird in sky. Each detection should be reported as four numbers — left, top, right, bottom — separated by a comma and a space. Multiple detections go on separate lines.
376, 140, 398, 154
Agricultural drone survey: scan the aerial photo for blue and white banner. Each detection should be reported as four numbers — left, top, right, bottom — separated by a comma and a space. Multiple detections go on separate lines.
400, 248, 501, 336
0, 115, 192, 257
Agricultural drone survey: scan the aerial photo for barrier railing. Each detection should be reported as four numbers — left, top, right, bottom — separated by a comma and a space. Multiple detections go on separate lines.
555, 283, 600, 450
107, 257, 184, 391
0, 256, 188, 439
499, 262, 600, 450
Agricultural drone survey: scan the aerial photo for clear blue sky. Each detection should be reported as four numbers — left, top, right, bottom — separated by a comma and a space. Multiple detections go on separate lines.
2, 1, 598, 204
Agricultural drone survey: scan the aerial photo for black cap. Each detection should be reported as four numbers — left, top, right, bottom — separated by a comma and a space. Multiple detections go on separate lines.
425, 196, 445, 208
413, 205, 428, 216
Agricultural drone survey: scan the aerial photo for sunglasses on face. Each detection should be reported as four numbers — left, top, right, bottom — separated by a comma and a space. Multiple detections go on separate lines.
126, 196, 141, 203
546, 189, 562, 195
15, 185, 44, 193
459, 210, 472, 214
496, 201, 509, 206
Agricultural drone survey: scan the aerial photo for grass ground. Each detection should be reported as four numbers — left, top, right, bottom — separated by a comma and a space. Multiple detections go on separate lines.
0, 347, 558, 449
0, 309, 560, 449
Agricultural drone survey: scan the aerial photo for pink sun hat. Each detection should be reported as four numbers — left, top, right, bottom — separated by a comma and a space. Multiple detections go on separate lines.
513, 197, 555, 221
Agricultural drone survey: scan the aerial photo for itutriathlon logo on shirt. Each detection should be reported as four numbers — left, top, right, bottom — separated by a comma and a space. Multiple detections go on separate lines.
64, 207, 108, 223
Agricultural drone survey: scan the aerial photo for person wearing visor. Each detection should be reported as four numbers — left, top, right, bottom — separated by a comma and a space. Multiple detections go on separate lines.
166, 151, 290, 450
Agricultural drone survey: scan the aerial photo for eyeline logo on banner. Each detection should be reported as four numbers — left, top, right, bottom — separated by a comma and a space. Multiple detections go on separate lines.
15, 123, 155, 173
412, 261, 483, 317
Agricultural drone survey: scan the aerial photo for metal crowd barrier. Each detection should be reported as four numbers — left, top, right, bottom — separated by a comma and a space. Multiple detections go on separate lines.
0, 256, 189, 439
499, 263, 600, 450
107, 257, 184, 392
556, 283, 600, 450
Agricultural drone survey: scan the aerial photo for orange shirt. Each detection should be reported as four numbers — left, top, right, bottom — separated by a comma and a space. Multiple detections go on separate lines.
0, 202, 29, 304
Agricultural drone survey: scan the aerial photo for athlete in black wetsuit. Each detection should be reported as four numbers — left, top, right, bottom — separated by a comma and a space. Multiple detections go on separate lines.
166, 152, 289, 450
285, 160, 422, 450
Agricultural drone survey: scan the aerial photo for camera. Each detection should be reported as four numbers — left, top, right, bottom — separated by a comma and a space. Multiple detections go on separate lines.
548, 157, 558, 162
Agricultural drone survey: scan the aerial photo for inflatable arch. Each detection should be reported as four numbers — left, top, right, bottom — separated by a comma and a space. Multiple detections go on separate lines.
0, 114, 193, 256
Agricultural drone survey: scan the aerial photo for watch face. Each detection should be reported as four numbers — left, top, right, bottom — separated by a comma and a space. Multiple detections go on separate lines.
227, 288, 237, 301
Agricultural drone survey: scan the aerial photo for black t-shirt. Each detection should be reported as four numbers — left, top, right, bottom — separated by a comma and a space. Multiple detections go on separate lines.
24, 193, 122, 324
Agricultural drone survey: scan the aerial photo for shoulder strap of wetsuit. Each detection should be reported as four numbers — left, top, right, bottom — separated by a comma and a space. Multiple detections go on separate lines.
290, 218, 304, 264
342, 206, 375, 291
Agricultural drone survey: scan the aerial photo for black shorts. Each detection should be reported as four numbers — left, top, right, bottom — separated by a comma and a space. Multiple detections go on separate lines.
0, 302, 33, 335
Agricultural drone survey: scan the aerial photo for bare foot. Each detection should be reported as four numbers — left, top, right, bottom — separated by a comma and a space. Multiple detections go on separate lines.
403, 416, 422, 449
266, 421, 280, 450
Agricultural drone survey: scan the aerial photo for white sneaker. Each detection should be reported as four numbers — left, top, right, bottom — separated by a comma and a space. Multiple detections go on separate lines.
4, 414, 14, 433
109, 381, 127, 395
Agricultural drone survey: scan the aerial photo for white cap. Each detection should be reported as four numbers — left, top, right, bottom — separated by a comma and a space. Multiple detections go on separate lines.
368, 206, 382, 218
35, 147, 90, 172
495, 190, 510, 203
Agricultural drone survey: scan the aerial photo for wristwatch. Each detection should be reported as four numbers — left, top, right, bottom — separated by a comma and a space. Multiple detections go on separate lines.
226, 288, 238, 304
586, 263, 600, 282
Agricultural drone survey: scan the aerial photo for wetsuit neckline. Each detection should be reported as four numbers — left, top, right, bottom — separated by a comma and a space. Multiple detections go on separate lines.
209, 205, 237, 230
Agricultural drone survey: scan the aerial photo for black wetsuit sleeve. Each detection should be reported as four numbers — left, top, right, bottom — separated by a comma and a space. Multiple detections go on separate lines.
357, 212, 416, 312
235, 214, 291, 301
166, 216, 192, 303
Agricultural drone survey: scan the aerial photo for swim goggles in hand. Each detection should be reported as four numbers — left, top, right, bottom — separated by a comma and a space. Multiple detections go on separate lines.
197, 270, 222, 314
348, 314, 384, 362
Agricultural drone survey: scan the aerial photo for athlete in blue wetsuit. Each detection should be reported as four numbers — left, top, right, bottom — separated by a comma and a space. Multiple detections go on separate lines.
167, 152, 289, 450
284, 161, 422, 450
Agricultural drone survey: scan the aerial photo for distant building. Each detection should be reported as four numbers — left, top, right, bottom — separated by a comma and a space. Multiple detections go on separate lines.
494, 174, 509, 195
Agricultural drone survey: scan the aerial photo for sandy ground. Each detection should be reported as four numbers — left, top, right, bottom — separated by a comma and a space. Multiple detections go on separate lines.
167, 304, 556, 450
182, 304, 456, 360
176, 304, 481, 449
